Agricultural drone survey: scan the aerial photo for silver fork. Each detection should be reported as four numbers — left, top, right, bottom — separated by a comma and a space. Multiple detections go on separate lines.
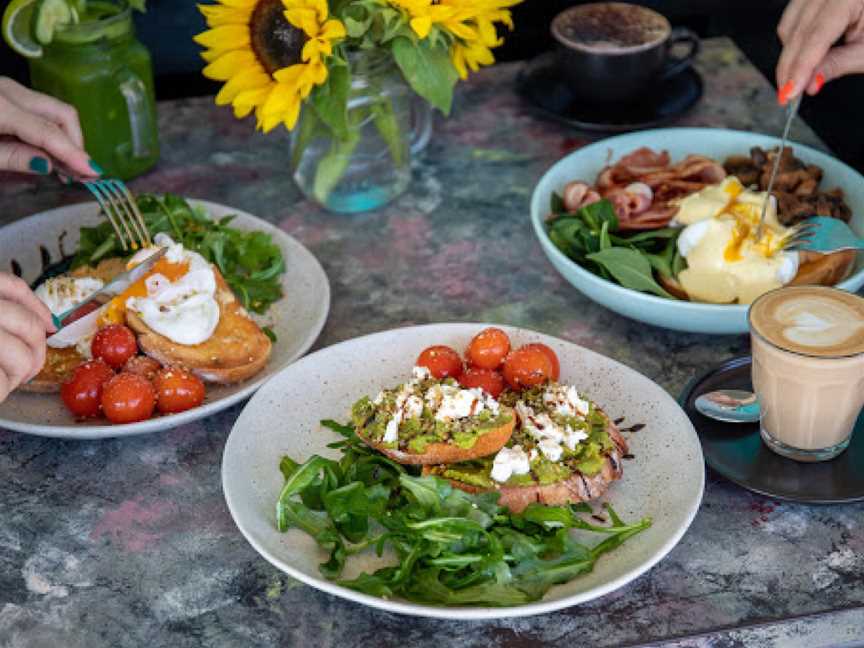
82, 179, 152, 251
784, 216, 864, 253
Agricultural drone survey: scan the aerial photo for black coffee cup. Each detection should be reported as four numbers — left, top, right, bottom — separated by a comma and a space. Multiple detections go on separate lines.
551, 2, 699, 104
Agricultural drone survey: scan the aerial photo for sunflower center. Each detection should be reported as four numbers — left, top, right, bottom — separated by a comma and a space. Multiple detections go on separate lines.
250, 0, 306, 74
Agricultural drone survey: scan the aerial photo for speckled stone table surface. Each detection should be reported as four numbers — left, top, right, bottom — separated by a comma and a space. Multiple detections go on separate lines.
1, 38, 862, 648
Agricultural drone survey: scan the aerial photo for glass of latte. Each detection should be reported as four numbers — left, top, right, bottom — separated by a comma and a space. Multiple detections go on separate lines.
749, 286, 864, 462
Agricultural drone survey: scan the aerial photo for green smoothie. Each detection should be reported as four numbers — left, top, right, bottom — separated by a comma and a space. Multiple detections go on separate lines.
28, 0, 159, 179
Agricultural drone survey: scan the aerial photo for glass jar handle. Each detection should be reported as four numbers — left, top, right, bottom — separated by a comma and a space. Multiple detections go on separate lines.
410, 97, 432, 155
117, 70, 156, 159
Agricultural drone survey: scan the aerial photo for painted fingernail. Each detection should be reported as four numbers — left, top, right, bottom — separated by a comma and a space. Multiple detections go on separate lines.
88, 159, 104, 175
777, 81, 795, 105
814, 72, 826, 94
28, 156, 50, 174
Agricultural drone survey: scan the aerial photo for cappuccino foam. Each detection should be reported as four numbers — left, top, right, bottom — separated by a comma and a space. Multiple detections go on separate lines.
750, 286, 864, 357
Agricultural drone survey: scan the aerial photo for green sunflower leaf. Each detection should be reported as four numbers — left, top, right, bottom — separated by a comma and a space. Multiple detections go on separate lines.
311, 63, 351, 140
391, 36, 457, 115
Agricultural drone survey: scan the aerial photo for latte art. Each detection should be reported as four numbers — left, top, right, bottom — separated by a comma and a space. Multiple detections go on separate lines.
775, 298, 864, 349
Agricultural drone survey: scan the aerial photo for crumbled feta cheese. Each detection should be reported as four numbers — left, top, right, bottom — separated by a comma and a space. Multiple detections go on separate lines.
490, 445, 531, 483
381, 386, 424, 444
543, 384, 590, 418
516, 402, 564, 443
563, 426, 589, 450
538, 438, 563, 462
373, 391, 386, 405
411, 365, 432, 382
426, 384, 499, 422
383, 418, 399, 444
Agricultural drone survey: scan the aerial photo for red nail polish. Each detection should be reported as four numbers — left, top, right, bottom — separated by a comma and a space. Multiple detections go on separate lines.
814, 72, 825, 94
778, 81, 795, 105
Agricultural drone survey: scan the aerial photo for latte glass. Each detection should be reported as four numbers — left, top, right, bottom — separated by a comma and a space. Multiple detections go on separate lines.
748, 286, 864, 462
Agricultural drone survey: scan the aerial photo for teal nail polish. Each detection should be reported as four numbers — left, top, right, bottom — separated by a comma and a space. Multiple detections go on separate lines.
29, 156, 49, 174
88, 159, 104, 175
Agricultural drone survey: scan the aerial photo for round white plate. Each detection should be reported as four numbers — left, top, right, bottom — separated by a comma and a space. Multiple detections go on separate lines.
531, 128, 864, 334
0, 200, 330, 439
222, 323, 704, 619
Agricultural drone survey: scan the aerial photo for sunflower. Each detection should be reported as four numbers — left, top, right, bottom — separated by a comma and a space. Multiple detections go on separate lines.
387, 0, 521, 79
195, 0, 345, 132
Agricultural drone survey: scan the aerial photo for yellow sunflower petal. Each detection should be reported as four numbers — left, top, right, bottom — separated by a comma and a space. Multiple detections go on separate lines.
261, 83, 298, 117
283, 99, 302, 130
451, 46, 468, 80
203, 50, 258, 80
197, 4, 252, 28
319, 19, 346, 40
301, 38, 327, 62
234, 86, 272, 119
216, 69, 271, 105
445, 21, 476, 41
273, 65, 305, 85
409, 16, 432, 38
283, 8, 319, 36
193, 25, 250, 50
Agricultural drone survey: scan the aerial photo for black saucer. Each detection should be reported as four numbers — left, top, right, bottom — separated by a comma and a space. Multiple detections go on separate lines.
679, 356, 864, 504
517, 52, 703, 133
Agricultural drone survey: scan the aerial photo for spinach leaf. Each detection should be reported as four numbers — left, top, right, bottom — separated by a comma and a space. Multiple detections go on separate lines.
586, 248, 674, 298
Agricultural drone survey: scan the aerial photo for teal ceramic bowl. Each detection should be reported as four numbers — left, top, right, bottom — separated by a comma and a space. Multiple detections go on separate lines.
531, 128, 864, 335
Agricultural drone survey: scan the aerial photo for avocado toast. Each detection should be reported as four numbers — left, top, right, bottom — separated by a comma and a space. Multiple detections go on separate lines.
423, 382, 628, 513
351, 366, 515, 465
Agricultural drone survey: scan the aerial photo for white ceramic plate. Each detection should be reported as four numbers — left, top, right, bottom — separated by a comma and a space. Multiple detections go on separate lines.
222, 323, 704, 619
531, 128, 864, 334
0, 200, 330, 439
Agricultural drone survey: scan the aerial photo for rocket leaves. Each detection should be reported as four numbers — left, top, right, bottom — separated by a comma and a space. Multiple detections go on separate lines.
274, 419, 651, 607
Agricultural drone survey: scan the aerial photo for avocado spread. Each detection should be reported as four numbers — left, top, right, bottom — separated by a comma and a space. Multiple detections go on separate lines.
435, 383, 614, 487
351, 370, 512, 453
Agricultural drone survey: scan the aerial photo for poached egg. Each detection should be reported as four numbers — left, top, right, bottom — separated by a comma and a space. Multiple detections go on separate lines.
35, 276, 104, 316
673, 177, 799, 304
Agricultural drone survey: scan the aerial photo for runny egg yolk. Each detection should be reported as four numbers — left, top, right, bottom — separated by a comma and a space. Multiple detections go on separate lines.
721, 201, 785, 263
98, 258, 190, 325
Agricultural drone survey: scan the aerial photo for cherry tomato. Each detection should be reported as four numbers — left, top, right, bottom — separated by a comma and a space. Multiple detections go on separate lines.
101, 372, 156, 424
502, 345, 555, 390
416, 345, 463, 379
60, 359, 114, 419
465, 327, 511, 370
91, 324, 138, 369
123, 355, 162, 382
153, 367, 206, 414
458, 367, 505, 398
520, 343, 560, 381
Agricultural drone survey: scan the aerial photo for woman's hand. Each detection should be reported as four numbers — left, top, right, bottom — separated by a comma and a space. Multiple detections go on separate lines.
0, 76, 100, 177
0, 273, 55, 402
776, 0, 864, 102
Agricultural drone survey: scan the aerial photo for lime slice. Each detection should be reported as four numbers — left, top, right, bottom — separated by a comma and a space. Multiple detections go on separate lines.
32, 0, 73, 45
2, 0, 42, 57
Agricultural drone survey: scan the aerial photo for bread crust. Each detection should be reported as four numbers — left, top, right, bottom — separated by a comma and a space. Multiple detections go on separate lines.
127, 268, 271, 385
424, 412, 628, 513
358, 409, 516, 465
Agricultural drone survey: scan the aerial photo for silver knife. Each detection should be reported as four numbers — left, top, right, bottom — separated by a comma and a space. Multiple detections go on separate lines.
48, 247, 166, 334
757, 92, 803, 239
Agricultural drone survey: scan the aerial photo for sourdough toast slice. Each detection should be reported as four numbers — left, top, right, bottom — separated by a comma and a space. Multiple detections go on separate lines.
358, 413, 516, 465
126, 267, 272, 384
424, 410, 628, 513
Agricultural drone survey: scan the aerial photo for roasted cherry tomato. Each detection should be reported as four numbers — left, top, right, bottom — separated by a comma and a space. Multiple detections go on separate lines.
60, 359, 114, 419
101, 372, 156, 424
502, 345, 555, 390
91, 324, 138, 369
153, 367, 206, 414
520, 343, 560, 381
123, 355, 162, 382
416, 345, 463, 379
458, 367, 505, 398
465, 327, 511, 370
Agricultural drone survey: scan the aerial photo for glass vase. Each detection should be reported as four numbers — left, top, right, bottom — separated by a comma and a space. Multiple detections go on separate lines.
290, 51, 432, 214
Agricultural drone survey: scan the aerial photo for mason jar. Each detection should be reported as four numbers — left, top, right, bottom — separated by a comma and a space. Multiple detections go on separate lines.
28, 0, 159, 180
290, 50, 432, 214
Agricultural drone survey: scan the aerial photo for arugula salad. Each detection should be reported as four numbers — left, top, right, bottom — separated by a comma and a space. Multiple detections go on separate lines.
73, 193, 285, 314
275, 419, 651, 607
546, 197, 685, 300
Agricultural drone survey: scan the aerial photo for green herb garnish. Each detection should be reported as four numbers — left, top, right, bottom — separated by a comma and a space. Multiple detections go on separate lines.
275, 420, 651, 606
72, 193, 285, 314
547, 197, 685, 299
